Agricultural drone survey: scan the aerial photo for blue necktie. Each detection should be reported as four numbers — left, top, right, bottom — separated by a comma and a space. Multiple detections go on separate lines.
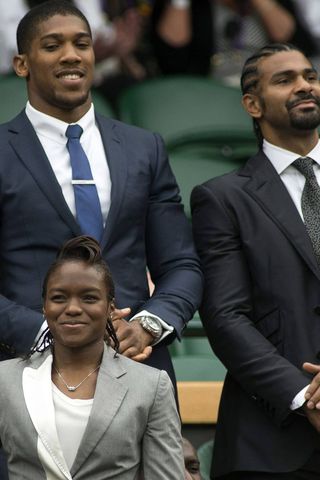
66, 124, 103, 241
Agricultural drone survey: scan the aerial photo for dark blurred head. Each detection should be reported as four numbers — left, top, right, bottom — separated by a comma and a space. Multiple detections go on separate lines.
183, 437, 201, 480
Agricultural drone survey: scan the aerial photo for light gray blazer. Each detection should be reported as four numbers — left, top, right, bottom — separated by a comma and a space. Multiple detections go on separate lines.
0, 346, 184, 479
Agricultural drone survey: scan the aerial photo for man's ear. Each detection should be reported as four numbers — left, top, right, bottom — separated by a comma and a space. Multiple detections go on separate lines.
13, 54, 29, 78
242, 93, 263, 120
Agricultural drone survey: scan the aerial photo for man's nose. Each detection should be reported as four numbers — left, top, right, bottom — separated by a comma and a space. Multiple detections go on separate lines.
295, 76, 314, 93
60, 43, 82, 63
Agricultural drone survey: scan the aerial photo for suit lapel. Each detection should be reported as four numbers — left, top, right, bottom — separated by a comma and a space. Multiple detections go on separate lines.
71, 347, 128, 477
240, 151, 320, 280
8, 112, 81, 236
22, 352, 72, 480
95, 115, 128, 249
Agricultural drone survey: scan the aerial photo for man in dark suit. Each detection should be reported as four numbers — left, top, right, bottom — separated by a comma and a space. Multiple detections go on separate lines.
0, 1, 202, 386
0, 3, 202, 475
192, 43, 320, 479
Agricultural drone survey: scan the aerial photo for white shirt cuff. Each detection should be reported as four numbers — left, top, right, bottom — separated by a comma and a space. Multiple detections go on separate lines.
290, 385, 309, 410
130, 309, 174, 345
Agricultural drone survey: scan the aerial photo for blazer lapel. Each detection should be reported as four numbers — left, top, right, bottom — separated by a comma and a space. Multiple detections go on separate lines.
8, 112, 81, 236
95, 115, 128, 249
71, 347, 128, 477
22, 352, 72, 480
241, 151, 320, 280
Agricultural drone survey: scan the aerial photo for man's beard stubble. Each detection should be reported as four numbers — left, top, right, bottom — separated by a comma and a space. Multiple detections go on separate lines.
287, 92, 320, 130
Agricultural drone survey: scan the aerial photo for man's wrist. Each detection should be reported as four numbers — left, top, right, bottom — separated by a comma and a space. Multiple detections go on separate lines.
136, 315, 163, 342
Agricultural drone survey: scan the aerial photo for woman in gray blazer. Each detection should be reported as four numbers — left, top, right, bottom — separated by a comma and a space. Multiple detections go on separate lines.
0, 236, 184, 480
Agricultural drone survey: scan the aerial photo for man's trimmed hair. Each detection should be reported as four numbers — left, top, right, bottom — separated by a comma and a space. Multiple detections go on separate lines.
240, 43, 303, 95
17, 0, 92, 54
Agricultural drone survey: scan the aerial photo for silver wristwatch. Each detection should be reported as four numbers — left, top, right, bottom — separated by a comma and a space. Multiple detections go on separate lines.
138, 316, 163, 340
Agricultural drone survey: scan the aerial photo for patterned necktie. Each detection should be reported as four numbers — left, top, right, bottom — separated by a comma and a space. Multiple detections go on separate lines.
66, 124, 103, 241
292, 157, 320, 263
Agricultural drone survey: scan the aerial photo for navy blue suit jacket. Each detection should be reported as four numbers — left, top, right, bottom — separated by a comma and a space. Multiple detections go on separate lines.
0, 110, 203, 372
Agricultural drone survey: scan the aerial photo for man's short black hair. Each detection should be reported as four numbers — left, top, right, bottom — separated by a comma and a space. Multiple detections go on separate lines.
16, 0, 92, 54
240, 43, 304, 95
240, 43, 307, 147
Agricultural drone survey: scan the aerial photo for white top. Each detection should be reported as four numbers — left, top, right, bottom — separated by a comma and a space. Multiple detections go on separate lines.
0, 0, 27, 73
52, 383, 93, 470
292, 0, 320, 39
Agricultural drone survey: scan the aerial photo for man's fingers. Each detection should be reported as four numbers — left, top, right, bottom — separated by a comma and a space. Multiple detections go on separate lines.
120, 345, 141, 358
131, 346, 153, 362
112, 307, 131, 321
303, 363, 320, 408
303, 362, 320, 373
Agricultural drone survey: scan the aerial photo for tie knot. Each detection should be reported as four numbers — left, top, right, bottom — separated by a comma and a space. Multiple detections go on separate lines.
66, 124, 83, 140
292, 157, 315, 179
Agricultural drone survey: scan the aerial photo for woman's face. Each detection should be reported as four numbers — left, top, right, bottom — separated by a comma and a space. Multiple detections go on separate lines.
43, 260, 111, 350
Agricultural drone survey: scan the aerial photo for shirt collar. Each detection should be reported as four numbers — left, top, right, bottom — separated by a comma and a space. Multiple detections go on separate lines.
25, 102, 96, 144
263, 138, 320, 174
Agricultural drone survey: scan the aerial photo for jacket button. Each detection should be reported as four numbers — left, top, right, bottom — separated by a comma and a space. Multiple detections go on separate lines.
314, 306, 320, 315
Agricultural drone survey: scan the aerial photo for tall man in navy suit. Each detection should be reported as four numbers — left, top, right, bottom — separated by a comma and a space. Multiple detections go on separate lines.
0, 3, 202, 476
0, 1, 202, 391
192, 43, 320, 479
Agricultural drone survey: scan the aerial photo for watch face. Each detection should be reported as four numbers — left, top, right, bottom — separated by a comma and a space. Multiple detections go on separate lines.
140, 316, 162, 337
148, 318, 159, 329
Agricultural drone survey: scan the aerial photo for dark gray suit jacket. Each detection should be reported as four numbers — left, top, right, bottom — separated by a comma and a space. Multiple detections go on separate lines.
191, 150, 320, 477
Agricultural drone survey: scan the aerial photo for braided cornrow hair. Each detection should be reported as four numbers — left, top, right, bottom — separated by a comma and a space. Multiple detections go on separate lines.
28, 235, 119, 358
241, 43, 304, 147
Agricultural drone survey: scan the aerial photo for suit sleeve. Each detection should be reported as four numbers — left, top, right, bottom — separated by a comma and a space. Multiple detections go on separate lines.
191, 183, 310, 426
0, 296, 43, 357
142, 370, 185, 479
141, 133, 203, 341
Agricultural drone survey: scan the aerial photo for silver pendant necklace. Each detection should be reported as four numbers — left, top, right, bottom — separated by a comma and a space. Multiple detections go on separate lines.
53, 364, 101, 392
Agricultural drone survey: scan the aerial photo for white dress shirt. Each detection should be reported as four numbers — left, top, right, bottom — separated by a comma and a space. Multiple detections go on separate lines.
26, 102, 111, 223
263, 138, 320, 222
263, 138, 320, 410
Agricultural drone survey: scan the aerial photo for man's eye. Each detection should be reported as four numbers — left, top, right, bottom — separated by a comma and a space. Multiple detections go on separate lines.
44, 44, 58, 51
277, 78, 289, 84
76, 42, 90, 49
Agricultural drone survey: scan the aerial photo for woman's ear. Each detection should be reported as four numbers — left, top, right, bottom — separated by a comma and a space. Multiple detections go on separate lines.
242, 93, 263, 120
108, 300, 115, 319
13, 54, 29, 78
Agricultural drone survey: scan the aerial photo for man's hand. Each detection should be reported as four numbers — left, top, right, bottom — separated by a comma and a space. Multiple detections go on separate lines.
112, 308, 153, 362
303, 404, 320, 433
303, 362, 320, 409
